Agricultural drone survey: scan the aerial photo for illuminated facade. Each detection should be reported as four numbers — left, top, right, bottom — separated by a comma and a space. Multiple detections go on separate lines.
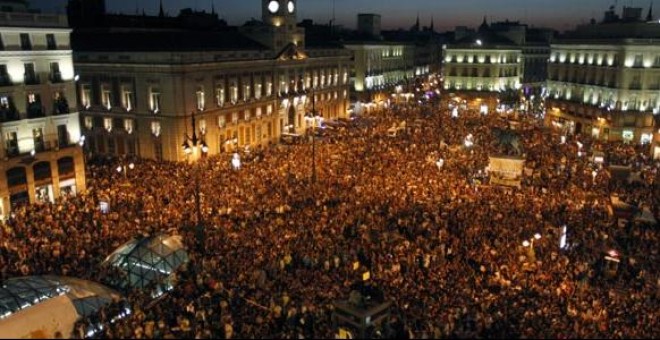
71, 0, 350, 162
546, 7, 660, 144
0, 7, 86, 218
444, 36, 523, 109
344, 43, 416, 97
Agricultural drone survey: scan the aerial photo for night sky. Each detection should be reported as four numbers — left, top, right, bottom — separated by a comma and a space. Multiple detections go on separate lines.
29, 0, 649, 32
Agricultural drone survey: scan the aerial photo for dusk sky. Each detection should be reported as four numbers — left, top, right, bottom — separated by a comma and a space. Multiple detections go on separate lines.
29, 0, 652, 32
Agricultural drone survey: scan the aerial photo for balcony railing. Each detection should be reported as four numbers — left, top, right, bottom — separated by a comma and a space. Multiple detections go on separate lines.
49, 72, 63, 83
24, 73, 40, 85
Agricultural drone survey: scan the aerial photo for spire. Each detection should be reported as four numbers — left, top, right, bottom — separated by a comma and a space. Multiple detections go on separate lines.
479, 15, 489, 31
159, 0, 164, 17
647, 1, 654, 21
430, 16, 434, 32
415, 12, 420, 31
211, 0, 215, 15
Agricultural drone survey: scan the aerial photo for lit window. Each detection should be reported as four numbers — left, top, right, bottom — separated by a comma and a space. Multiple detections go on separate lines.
230, 85, 238, 103
266, 82, 272, 96
243, 85, 250, 101
196, 87, 205, 111
0, 96, 8, 107
150, 88, 161, 113
256, 107, 262, 118
28, 93, 36, 103
216, 86, 225, 106
102, 86, 112, 110
122, 88, 133, 111
151, 121, 161, 137
218, 115, 226, 127
232, 112, 238, 123
81, 84, 91, 109
244, 109, 251, 121
255, 83, 262, 99
103, 117, 112, 132
84, 116, 93, 130
199, 119, 206, 134
124, 119, 134, 134
267, 105, 273, 115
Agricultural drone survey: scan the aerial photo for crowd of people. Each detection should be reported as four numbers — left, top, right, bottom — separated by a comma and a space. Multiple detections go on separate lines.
1, 99, 658, 339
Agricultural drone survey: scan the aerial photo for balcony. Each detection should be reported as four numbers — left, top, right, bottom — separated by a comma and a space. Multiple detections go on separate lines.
24, 73, 40, 86
49, 72, 63, 84
0, 106, 19, 122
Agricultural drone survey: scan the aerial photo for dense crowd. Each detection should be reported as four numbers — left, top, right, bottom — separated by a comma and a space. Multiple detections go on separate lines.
1, 100, 658, 339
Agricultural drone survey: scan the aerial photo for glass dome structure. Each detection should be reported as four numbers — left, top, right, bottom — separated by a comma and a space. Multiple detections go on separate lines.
103, 234, 189, 297
0, 276, 124, 338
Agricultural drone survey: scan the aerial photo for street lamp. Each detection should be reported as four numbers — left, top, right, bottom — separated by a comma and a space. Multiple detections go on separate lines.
181, 110, 208, 250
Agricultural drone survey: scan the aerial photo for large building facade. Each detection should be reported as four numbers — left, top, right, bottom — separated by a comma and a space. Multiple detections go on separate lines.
0, 5, 86, 218
443, 33, 524, 110
71, 0, 350, 162
545, 6, 660, 144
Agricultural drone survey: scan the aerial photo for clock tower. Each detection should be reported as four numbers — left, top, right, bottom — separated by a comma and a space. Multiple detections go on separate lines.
240, 0, 304, 53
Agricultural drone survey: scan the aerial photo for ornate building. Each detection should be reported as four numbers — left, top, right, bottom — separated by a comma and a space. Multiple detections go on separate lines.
70, 0, 350, 162
443, 28, 524, 110
546, 6, 660, 144
0, 2, 86, 218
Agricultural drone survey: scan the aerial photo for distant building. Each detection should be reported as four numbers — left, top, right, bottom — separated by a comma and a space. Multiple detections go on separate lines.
357, 14, 381, 39
345, 14, 441, 103
70, 0, 350, 162
443, 26, 524, 110
0, 4, 86, 218
545, 5, 660, 144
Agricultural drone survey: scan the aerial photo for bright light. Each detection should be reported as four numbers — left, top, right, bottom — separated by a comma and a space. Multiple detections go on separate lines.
560, 225, 568, 249
202, 145, 209, 153
475, 39, 482, 46
534, 233, 541, 240
560, 136, 566, 144
231, 153, 241, 170
436, 158, 444, 170
74, 74, 80, 82
451, 107, 458, 118
78, 135, 86, 146
522, 240, 530, 247
576, 141, 583, 149
128, 163, 135, 170
30, 149, 35, 156
116, 166, 122, 173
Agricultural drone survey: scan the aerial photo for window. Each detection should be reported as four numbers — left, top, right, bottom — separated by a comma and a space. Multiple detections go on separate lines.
124, 119, 134, 134
81, 84, 92, 109
33, 128, 44, 152
46, 34, 56, 50
267, 105, 273, 116
5, 132, 18, 156
84, 116, 93, 129
633, 55, 643, 68
244, 109, 251, 121
26, 93, 42, 118
196, 87, 205, 111
216, 86, 225, 106
231, 112, 238, 124
53, 91, 69, 114
654, 56, 660, 67
107, 138, 115, 155
122, 88, 133, 111
154, 141, 163, 161
49, 62, 62, 83
102, 86, 112, 110
266, 81, 272, 96
255, 83, 262, 99
24, 63, 37, 85
230, 85, 238, 103
218, 115, 226, 127
243, 84, 250, 101
0, 65, 10, 86
57, 125, 69, 147
199, 119, 206, 135
20, 33, 31, 50
151, 121, 161, 137
0, 35, 4, 50
104, 118, 112, 132
150, 88, 161, 113
256, 107, 262, 118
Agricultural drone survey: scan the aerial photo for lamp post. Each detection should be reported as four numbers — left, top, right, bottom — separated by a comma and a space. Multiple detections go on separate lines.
522, 233, 542, 262
182, 110, 208, 250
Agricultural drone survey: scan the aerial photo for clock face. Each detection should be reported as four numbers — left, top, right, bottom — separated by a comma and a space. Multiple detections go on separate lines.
268, 0, 279, 13
287, 1, 295, 13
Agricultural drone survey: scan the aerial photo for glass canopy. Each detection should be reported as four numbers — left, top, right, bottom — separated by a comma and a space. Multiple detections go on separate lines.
0, 275, 121, 321
103, 234, 189, 297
